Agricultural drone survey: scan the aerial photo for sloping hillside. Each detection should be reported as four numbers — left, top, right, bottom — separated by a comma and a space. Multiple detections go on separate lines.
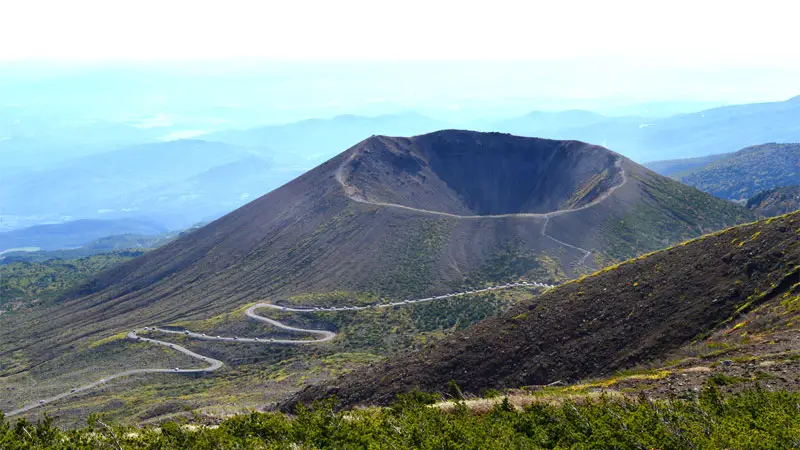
674, 143, 800, 201
746, 185, 800, 216
20, 132, 751, 335
285, 211, 799, 408
645, 153, 731, 177
0, 131, 756, 420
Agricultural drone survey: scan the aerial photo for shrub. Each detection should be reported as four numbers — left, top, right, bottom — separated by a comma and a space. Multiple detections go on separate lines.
2, 388, 799, 448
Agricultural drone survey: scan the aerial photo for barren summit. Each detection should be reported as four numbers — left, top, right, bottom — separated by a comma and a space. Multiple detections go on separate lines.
339, 131, 624, 216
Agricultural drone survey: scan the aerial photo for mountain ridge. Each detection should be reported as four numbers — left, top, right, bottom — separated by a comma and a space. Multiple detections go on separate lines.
746, 185, 800, 216
284, 211, 799, 409
0, 218, 167, 252
497, 96, 800, 161
0, 139, 270, 230
676, 143, 800, 201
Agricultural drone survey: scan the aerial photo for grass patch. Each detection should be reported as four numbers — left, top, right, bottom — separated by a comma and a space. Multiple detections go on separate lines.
87, 331, 130, 349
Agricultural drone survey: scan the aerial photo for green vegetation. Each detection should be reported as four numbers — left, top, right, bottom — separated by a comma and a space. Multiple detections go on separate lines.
2, 387, 799, 448
0, 283, 539, 426
14, 288, 533, 426
564, 168, 610, 208
364, 218, 452, 296
0, 251, 141, 313
707, 373, 748, 387
747, 185, 800, 209
184, 288, 533, 355
467, 240, 567, 286
599, 173, 756, 261
746, 185, 800, 216
679, 143, 800, 201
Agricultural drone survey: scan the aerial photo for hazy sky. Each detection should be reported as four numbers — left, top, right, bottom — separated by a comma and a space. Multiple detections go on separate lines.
2, 0, 798, 66
2, 0, 799, 111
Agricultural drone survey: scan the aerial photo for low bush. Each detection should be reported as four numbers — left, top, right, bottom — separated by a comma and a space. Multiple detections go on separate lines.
2, 387, 799, 448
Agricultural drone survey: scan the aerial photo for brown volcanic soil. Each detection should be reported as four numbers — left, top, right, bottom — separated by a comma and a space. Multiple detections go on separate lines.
342, 132, 622, 215
283, 212, 799, 409
0, 131, 755, 394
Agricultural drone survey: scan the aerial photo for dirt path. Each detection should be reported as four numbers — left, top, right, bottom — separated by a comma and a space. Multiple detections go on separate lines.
335, 146, 627, 265
6, 281, 553, 417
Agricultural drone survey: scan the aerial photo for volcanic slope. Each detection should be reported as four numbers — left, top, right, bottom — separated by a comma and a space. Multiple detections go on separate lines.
286, 211, 800, 409
0, 131, 754, 409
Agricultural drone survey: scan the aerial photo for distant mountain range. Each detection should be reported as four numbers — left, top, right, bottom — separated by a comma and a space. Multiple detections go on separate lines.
489, 110, 608, 136
107, 156, 302, 228
0, 218, 167, 252
643, 153, 731, 177
0, 140, 286, 230
648, 143, 800, 202
205, 112, 451, 165
0, 227, 187, 263
1, 113, 449, 233
495, 96, 800, 161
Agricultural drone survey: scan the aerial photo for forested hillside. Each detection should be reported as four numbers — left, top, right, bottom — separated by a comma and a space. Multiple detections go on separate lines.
746, 185, 800, 216
0, 252, 142, 314
677, 143, 800, 201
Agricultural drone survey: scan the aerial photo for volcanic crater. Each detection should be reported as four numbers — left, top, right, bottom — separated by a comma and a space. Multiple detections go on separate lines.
339, 130, 625, 216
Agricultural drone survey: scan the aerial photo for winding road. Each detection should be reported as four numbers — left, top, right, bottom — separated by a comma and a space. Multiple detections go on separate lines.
6, 281, 553, 417
6, 147, 625, 417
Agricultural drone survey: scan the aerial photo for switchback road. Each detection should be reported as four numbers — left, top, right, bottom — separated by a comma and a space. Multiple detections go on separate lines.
6, 281, 553, 417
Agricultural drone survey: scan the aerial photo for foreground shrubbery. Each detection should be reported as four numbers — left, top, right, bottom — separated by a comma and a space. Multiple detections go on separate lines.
2, 387, 798, 449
